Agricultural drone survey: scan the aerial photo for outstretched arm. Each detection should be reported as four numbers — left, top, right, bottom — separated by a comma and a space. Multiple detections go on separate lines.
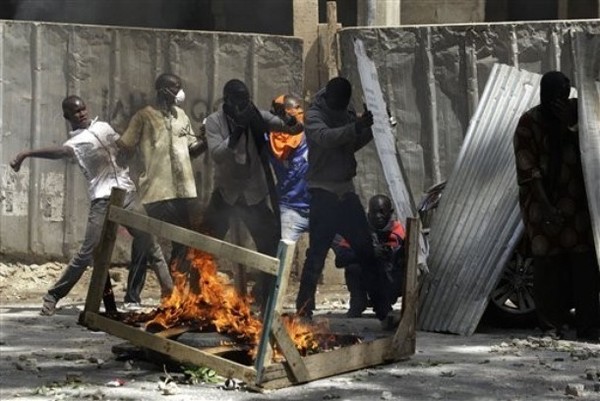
10, 146, 74, 172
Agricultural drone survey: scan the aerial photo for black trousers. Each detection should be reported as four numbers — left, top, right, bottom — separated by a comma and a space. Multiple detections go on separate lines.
296, 189, 389, 319
533, 251, 600, 337
202, 190, 280, 305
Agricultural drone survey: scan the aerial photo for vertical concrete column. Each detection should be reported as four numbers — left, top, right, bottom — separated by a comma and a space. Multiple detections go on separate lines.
293, 0, 319, 98
357, 0, 401, 26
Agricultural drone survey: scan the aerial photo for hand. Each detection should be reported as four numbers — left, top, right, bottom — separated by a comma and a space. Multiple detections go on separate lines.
10, 153, 26, 172
355, 105, 374, 132
550, 99, 577, 127
374, 244, 392, 260
227, 125, 245, 149
283, 114, 298, 127
232, 103, 255, 126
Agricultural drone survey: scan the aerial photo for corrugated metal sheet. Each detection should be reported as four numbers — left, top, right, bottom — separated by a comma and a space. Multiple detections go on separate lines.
338, 20, 600, 204
418, 64, 541, 335
0, 20, 302, 260
575, 32, 600, 272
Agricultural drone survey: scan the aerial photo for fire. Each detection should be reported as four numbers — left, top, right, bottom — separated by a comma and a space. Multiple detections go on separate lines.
145, 248, 320, 357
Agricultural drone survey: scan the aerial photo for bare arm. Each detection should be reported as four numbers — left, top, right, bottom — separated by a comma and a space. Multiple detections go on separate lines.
10, 146, 74, 172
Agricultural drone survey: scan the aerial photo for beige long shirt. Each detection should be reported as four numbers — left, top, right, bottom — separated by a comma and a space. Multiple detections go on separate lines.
120, 105, 197, 205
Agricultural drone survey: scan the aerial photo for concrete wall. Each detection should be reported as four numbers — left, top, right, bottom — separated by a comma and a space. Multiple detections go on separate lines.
0, 20, 303, 262
338, 20, 600, 204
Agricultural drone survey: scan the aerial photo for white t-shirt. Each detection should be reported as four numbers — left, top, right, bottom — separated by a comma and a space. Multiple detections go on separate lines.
64, 118, 136, 200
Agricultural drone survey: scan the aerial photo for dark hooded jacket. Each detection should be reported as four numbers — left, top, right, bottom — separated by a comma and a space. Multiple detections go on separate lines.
304, 88, 373, 189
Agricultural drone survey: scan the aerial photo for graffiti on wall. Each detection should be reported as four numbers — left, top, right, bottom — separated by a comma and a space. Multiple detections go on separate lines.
0, 165, 29, 216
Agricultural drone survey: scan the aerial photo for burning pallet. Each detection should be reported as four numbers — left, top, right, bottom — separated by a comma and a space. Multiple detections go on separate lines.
79, 188, 418, 390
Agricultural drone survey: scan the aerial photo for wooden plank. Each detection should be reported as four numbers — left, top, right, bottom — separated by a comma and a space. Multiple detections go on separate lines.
202, 345, 246, 355
155, 326, 193, 339
300, 336, 408, 381
326, 0, 339, 79
270, 314, 310, 383
259, 239, 297, 369
108, 207, 279, 276
82, 188, 126, 316
389, 218, 420, 359
254, 240, 296, 381
272, 240, 295, 314
81, 312, 257, 383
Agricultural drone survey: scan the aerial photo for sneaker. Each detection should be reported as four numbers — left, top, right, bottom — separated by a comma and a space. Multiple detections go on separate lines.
122, 302, 142, 312
40, 299, 57, 316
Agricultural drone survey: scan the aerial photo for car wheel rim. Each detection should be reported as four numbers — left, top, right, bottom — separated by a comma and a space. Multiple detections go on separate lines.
490, 252, 535, 315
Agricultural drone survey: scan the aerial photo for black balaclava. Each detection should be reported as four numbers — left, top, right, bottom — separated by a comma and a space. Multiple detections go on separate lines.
325, 77, 352, 111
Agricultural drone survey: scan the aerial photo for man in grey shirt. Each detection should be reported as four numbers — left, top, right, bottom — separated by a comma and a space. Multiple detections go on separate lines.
203, 79, 302, 307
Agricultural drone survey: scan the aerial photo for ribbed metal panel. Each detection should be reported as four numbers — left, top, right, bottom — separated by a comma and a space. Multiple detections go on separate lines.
418, 64, 541, 335
575, 32, 600, 272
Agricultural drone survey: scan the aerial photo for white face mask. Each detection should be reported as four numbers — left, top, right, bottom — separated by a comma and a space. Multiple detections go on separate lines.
174, 89, 185, 105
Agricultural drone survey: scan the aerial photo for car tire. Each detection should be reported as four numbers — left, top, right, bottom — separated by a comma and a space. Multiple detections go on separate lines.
483, 237, 537, 327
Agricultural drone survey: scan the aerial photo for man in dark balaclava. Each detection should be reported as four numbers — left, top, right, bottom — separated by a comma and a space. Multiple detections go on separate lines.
514, 71, 599, 342
295, 76, 393, 326
203, 79, 303, 309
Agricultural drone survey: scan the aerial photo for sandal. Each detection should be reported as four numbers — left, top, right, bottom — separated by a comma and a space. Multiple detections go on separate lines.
40, 299, 57, 316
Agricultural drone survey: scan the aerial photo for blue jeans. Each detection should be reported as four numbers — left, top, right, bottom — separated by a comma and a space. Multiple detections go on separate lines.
44, 192, 173, 305
280, 206, 309, 242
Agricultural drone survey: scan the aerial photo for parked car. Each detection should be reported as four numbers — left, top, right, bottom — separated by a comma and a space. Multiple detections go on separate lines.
418, 181, 536, 326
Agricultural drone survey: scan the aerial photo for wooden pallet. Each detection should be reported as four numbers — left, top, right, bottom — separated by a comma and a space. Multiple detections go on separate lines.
79, 188, 418, 390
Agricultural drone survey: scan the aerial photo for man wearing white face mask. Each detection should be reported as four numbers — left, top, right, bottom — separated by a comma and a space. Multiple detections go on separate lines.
118, 73, 206, 270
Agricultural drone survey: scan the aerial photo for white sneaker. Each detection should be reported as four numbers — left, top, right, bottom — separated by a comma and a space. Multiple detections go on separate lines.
122, 302, 142, 312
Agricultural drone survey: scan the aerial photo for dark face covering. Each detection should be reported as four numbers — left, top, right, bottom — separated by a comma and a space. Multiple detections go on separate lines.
324, 77, 352, 111
540, 71, 570, 119
223, 79, 252, 122
325, 93, 351, 111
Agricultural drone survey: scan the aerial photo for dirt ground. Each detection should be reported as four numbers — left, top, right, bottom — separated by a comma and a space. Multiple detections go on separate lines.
1, 260, 600, 401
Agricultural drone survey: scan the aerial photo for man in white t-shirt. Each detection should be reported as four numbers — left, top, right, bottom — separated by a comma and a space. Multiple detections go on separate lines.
10, 96, 173, 316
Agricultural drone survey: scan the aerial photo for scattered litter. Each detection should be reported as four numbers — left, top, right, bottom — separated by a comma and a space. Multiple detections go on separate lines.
440, 370, 456, 377
584, 367, 598, 381
105, 379, 125, 387
15, 358, 38, 372
565, 383, 585, 397
381, 390, 393, 400
221, 378, 241, 391
64, 353, 86, 361
66, 371, 83, 382
158, 380, 179, 395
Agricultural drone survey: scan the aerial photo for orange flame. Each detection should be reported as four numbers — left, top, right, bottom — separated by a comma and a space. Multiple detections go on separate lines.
146, 248, 320, 357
